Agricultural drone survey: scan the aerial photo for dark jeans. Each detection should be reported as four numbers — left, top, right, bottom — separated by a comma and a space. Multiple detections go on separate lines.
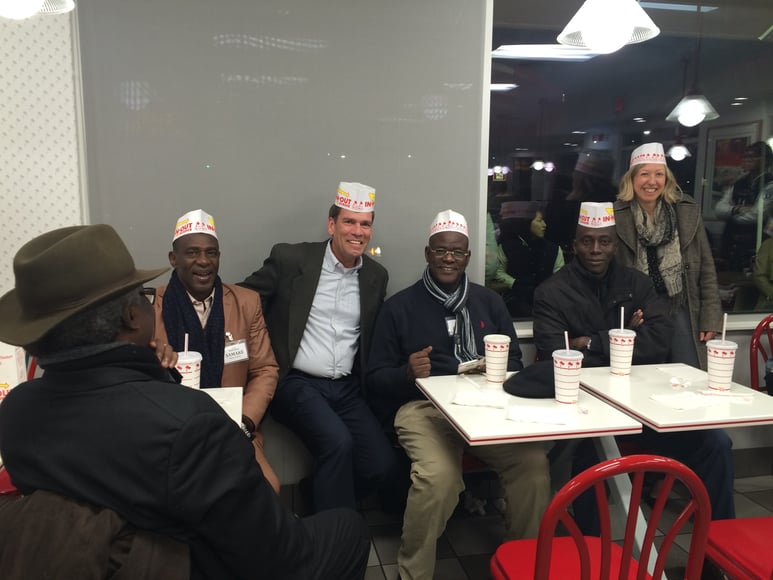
572, 427, 735, 535
270, 371, 397, 511
299, 508, 370, 580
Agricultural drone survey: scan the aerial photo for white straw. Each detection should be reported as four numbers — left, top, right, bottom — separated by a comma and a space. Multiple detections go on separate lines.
620, 307, 624, 331
564, 331, 570, 352
184, 333, 189, 355
721, 313, 727, 343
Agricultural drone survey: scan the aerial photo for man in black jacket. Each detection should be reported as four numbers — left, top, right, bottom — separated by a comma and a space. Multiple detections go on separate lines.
0, 224, 369, 580
533, 202, 735, 534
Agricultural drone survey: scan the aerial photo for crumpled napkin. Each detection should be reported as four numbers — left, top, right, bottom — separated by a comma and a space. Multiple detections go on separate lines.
506, 405, 579, 425
451, 389, 509, 409
649, 391, 751, 411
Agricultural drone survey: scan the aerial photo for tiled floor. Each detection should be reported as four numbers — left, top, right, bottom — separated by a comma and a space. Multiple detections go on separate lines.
281, 450, 773, 580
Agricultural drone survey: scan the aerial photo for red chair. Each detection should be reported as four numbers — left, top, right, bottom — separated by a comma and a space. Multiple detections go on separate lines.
490, 454, 711, 580
0, 466, 20, 497
750, 314, 773, 391
705, 517, 773, 579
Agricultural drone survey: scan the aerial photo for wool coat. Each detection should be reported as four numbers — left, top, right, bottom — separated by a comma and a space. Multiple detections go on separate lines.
614, 195, 722, 369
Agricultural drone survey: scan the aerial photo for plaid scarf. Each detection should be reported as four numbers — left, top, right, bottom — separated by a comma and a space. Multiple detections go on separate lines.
422, 266, 478, 363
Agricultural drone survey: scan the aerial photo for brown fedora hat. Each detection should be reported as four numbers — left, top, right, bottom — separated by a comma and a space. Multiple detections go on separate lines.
0, 225, 168, 347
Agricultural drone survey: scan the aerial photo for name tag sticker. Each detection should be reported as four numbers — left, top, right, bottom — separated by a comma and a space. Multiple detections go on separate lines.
224, 338, 248, 364
445, 316, 456, 337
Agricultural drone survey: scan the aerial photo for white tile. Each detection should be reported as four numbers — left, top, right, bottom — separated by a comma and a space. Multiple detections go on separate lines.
432, 558, 469, 580
734, 474, 773, 493
368, 542, 380, 567
370, 523, 402, 566
365, 566, 386, 580
444, 515, 504, 556
734, 492, 773, 518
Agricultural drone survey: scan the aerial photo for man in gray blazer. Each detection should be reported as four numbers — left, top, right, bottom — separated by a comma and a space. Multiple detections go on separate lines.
240, 182, 397, 512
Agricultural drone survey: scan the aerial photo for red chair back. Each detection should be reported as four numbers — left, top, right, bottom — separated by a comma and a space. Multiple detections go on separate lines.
0, 466, 20, 497
491, 454, 711, 580
750, 314, 773, 391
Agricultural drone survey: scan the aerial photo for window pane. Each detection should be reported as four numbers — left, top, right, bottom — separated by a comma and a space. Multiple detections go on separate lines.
486, 1, 773, 318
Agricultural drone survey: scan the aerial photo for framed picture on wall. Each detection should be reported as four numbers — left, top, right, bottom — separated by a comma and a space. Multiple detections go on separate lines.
702, 121, 761, 218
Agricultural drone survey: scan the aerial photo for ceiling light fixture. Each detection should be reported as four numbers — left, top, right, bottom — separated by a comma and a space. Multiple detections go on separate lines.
39, 0, 74, 14
665, 3, 718, 127
492, 44, 598, 62
557, 0, 660, 55
667, 138, 692, 161
0, 0, 44, 19
490, 83, 518, 92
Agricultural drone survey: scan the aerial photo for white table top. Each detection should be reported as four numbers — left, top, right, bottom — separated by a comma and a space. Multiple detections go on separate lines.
580, 363, 773, 432
415, 373, 641, 446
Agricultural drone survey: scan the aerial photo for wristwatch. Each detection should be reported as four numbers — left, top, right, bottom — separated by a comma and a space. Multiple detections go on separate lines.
586, 338, 592, 351
240, 422, 255, 441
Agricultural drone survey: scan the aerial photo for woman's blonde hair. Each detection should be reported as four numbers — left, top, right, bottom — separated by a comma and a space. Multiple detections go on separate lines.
617, 163, 683, 204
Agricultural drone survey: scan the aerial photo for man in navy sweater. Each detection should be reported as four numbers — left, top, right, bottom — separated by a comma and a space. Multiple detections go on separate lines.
367, 209, 550, 580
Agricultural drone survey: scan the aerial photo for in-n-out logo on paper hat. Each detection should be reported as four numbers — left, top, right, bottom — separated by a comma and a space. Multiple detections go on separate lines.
629, 143, 666, 167
578, 202, 615, 228
430, 209, 468, 238
173, 209, 217, 242
335, 182, 376, 213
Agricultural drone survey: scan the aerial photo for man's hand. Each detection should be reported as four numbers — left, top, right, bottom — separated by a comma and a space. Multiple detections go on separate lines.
407, 346, 433, 381
699, 331, 716, 342
149, 338, 178, 369
569, 336, 592, 351
628, 309, 644, 329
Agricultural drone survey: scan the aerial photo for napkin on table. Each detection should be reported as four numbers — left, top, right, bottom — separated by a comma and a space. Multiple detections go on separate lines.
506, 405, 579, 426
451, 389, 509, 409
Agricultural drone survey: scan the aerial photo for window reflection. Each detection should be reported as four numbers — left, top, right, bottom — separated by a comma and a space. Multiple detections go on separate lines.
486, 2, 773, 316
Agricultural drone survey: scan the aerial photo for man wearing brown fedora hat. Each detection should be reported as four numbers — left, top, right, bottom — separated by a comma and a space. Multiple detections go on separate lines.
0, 225, 369, 580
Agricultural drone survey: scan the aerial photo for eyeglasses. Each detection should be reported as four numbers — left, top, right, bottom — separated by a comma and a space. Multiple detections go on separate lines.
428, 247, 470, 260
139, 287, 156, 304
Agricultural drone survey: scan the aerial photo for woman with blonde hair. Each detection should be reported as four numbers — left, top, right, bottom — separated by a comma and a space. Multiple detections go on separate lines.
614, 142, 722, 369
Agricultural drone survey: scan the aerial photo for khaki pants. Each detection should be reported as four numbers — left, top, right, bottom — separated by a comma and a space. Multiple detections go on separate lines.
394, 400, 550, 580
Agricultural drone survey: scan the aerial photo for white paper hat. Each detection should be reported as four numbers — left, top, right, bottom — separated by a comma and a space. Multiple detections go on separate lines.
335, 182, 376, 213
430, 209, 468, 238
578, 202, 615, 228
629, 143, 666, 167
173, 209, 217, 242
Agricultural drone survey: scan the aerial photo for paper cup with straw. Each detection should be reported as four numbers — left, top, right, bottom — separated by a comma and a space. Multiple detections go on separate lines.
553, 330, 584, 403
608, 306, 636, 375
707, 313, 736, 391
175, 333, 203, 389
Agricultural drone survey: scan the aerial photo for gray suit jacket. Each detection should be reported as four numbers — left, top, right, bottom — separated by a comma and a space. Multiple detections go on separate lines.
240, 241, 388, 382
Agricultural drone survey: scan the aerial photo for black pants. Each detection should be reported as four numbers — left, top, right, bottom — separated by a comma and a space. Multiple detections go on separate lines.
270, 371, 398, 511
299, 508, 370, 580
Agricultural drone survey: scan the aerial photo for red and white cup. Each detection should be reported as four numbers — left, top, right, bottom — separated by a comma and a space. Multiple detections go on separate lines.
175, 351, 202, 389
608, 329, 636, 376
483, 334, 511, 389
706, 339, 738, 391
552, 349, 584, 404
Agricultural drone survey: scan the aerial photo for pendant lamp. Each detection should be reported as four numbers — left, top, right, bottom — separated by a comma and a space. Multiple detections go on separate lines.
557, 0, 660, 55
666, 3, 718, 127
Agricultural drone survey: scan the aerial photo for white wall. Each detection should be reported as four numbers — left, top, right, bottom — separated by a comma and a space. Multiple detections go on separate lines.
0, 13, 86, 295
76, 0, 493, 294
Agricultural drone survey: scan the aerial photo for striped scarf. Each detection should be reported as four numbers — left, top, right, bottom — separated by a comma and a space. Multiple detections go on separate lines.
422, 266, 478, 363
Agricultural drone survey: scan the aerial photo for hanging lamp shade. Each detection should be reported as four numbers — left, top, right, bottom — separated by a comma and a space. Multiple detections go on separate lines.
557, 0, 660, 54
0, 0, 44, 19
39, 0, 74, 14
667, 142, 692, 161
666, 91, 719, 127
